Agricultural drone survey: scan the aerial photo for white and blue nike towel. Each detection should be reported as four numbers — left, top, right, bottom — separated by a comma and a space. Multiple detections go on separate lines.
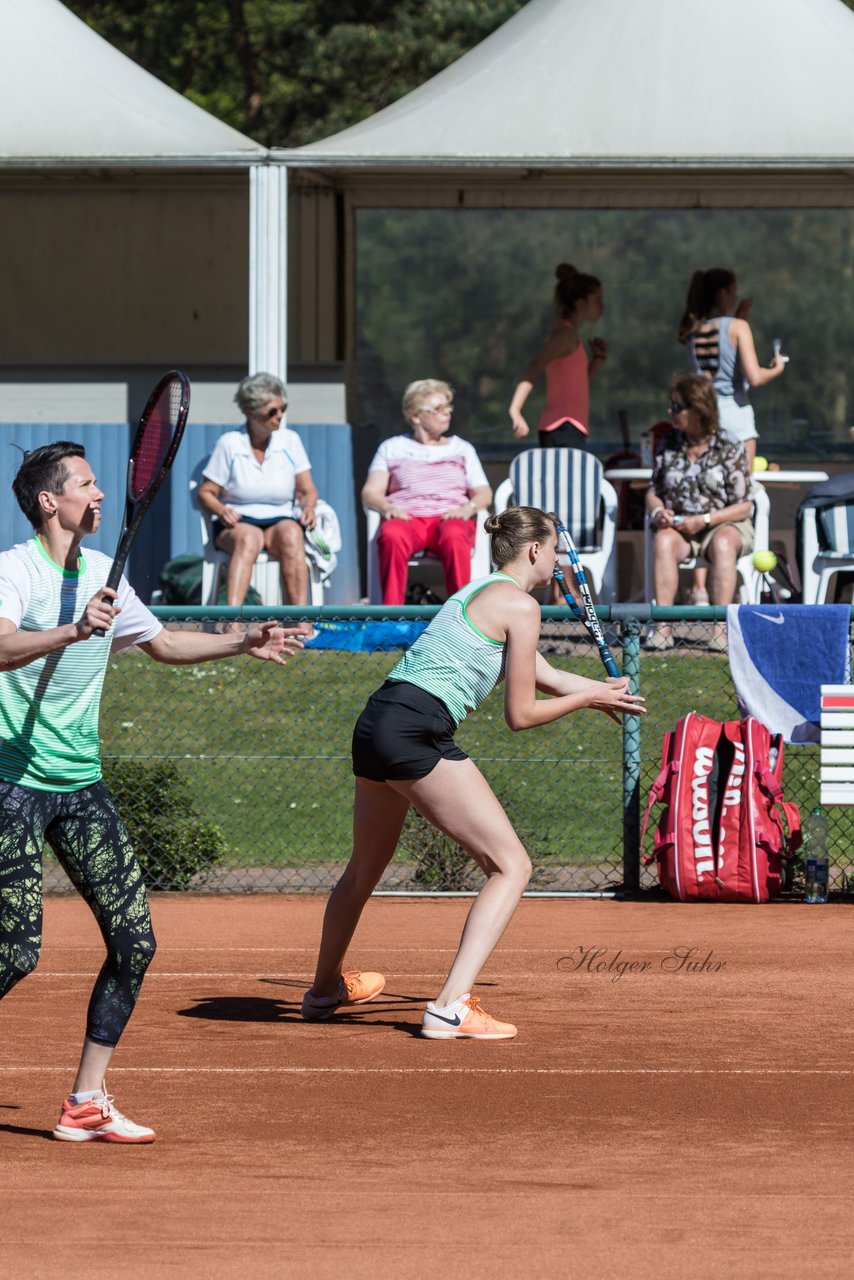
726, 605, 852, 743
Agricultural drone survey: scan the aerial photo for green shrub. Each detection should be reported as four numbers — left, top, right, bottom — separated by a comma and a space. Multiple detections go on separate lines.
403, 809, 475, 891
402, 799, 541, 891
103, 759, 227, 891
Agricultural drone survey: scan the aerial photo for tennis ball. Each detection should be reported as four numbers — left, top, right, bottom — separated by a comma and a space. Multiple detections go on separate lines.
752, 550, 777, 573
752, 456, 769, 472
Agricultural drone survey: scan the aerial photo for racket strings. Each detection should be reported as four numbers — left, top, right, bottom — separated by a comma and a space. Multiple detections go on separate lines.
130, 381, 183, 498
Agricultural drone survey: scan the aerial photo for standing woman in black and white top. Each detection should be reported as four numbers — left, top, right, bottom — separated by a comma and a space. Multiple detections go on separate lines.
678, 267, 787, 469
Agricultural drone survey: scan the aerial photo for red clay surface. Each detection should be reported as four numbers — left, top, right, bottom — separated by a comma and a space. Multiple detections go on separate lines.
2, 894, 853, 1280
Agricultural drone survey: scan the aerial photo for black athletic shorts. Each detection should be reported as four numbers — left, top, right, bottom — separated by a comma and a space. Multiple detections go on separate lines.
211, 512, 300, 541
351, 681, 468, 782
538, 421, 588, 450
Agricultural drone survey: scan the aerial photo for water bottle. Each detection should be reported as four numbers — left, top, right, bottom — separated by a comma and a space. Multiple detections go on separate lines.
804, 806, 829, 903
640, 432, 653, 467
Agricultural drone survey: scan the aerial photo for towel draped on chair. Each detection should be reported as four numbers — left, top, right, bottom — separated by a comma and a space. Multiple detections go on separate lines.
726, 604, 851, 743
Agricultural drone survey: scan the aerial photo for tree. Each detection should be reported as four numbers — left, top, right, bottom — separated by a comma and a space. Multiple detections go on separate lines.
65, 1, 528, 146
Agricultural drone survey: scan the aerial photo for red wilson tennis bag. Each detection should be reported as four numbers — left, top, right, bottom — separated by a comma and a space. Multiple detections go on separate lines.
641, 712, 802, 902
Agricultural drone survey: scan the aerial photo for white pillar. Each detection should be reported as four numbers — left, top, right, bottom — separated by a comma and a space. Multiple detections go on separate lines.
249, 162, 288, 378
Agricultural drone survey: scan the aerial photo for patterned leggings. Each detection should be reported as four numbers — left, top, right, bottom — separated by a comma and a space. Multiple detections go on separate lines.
0, 780, 156, 1047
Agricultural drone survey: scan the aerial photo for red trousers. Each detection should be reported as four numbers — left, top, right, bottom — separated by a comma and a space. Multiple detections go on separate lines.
377, 515, 476, 605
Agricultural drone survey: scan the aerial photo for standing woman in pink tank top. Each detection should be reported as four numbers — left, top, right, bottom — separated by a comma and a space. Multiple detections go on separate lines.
508, 264, 608, 449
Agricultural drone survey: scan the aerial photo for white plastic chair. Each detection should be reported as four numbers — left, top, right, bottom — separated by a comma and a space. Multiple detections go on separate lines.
364, 507, 490, 605
800, 501, 854, 604
643, 482, 771, 605
493, 448, 618, 602
189, 460, 327, 606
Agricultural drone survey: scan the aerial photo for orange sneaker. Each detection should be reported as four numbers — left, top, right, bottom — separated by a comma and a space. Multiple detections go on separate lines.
421, 994, 517, 1040
52, 1090, 155, 1144
301, 970, 385, 1021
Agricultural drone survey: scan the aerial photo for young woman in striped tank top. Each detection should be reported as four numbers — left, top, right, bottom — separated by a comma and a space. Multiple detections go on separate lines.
508, 263, 609, 449
302, 507, 644, 1040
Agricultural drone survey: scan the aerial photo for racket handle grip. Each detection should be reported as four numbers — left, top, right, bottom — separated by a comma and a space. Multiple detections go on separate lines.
91, 585, 117, 639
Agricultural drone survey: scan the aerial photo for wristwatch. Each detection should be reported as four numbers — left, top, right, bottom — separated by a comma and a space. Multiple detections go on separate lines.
703, 512, 712, 527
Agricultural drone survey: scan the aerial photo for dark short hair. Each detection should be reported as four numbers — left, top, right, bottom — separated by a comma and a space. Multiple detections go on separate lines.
12, 441, 86, 529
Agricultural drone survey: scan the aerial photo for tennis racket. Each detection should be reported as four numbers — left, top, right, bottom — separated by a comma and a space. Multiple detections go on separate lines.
93, 370, 190, 636
549, 513, 621, 678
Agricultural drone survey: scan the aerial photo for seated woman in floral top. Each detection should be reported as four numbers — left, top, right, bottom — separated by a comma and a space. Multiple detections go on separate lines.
645, 373, 753, 652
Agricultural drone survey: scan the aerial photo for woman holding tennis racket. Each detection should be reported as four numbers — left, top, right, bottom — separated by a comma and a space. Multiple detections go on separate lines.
302, 506, 644, 1039
0, 442, 308, 1143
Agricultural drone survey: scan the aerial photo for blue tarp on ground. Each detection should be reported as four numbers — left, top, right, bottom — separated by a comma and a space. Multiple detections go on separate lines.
304, 620, 429, 651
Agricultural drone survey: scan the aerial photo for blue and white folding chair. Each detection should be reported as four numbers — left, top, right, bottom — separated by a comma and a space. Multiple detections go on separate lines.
493, 448, 618, 601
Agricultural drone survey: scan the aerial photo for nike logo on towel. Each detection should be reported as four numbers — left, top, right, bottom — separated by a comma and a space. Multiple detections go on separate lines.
756, 613, 785, 624
427, 1010, 462, 1026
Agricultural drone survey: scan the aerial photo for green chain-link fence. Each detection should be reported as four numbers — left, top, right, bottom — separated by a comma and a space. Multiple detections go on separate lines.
41, 606, 854, 898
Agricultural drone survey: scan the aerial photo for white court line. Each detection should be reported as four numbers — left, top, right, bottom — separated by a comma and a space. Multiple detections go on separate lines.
28, 972, 309, 978
28, 972, 469, 980
38, 947, 576, 955
0, 1066, 850, 1076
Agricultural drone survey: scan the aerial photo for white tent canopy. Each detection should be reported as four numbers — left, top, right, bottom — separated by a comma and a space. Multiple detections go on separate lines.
277, 0, 854, 181
0, 0, 282, 390
272, 0, 854, 385
0, 0, 264, 165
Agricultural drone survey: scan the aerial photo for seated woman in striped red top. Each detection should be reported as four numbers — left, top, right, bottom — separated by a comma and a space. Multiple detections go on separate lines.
361, 379, 492, 606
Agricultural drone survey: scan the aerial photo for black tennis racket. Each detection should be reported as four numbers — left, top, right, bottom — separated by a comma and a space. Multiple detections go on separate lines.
549, 513, 621, 678
93, 370, 190, 635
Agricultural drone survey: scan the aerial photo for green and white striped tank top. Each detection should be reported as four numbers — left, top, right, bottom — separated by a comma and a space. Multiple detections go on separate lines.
387, 573, 513, 727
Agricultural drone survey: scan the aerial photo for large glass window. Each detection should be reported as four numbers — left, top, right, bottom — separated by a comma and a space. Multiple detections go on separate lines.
356, 208, 854, 462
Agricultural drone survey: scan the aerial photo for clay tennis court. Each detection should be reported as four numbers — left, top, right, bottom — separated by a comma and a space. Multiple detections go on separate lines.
2, 894, 852, 1280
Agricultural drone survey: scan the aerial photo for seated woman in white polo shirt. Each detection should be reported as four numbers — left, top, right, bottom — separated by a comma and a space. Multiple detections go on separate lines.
197, 373, 318, 605
362, 379, 492, 605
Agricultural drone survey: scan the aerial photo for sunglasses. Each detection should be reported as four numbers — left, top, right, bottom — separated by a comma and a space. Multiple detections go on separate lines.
263, 404, 287, 420
668, 401, 689, 414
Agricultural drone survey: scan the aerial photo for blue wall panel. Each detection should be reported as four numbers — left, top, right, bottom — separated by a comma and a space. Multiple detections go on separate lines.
0, 422, 130, 558
1, 422, 359, 605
